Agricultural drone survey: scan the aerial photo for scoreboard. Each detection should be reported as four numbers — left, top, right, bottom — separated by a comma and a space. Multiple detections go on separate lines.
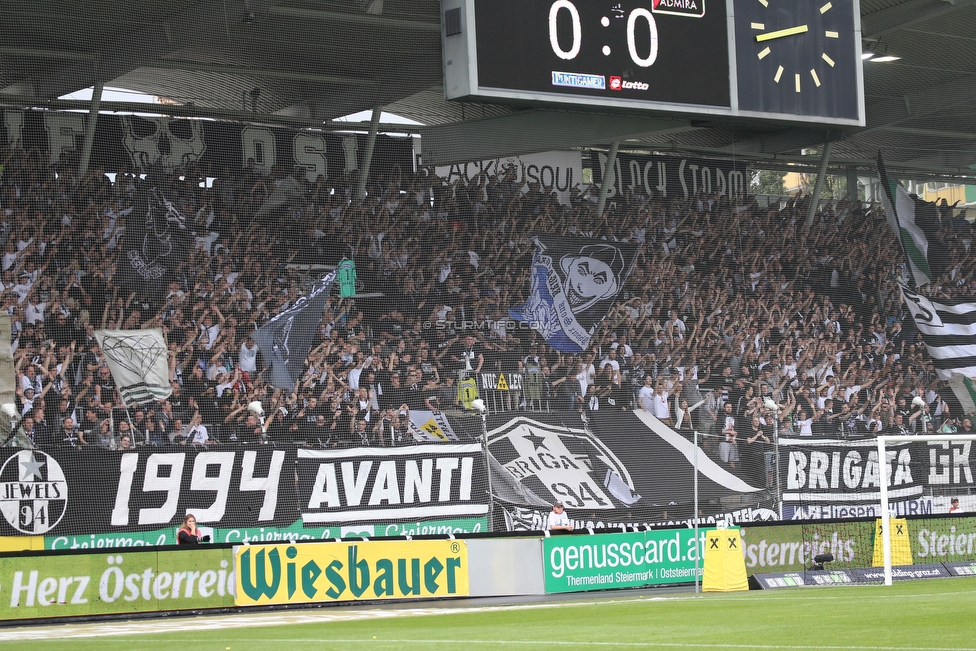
441, 0, 864, 126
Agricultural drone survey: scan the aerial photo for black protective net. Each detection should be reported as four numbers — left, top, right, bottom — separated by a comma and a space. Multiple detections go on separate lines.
0, 101, 975, 554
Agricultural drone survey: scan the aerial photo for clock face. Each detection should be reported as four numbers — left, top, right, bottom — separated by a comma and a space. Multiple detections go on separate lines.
733, 0, 860, 120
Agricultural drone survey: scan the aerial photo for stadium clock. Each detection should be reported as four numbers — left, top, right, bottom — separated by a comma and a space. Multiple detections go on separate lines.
732, 0, 861, 120
441, 0, 865, 125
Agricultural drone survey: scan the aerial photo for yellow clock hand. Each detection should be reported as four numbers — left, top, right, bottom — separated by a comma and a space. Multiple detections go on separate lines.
755, 24, 809, 42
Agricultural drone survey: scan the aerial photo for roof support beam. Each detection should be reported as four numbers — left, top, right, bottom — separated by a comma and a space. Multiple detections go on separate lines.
0, 95, 420, 134
0, 47, 97, 62
862, 71, 976, 133
861, 0, 976, 38
267, 6, 441, 32
898, 150, 976, 170
723, 128, 846, 155
145, 60, 368, 86
420, 111, 696, 166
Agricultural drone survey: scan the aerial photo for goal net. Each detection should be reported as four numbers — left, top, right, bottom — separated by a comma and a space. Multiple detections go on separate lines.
776, 432, 976, 585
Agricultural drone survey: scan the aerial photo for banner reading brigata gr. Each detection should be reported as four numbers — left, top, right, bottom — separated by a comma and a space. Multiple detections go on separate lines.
235, 540, 469, 605
779, 437, 975, 520
296, 445, 490, 530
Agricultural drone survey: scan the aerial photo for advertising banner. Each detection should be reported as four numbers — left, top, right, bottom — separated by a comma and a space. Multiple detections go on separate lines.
0, 547, 234, 620
740, 516, 976, 574
909, 517, 976, 564
295, 445, 490, 526
542, 530, 704, 593
739, 522, 876, 574
234, 540, 469, 605
778, 437, 975, 520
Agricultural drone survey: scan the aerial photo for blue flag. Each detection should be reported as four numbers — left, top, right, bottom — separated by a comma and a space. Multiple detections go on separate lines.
509, 236, 640, 352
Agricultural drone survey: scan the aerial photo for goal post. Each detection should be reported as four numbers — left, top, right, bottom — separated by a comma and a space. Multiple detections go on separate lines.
877, 434, 976, 586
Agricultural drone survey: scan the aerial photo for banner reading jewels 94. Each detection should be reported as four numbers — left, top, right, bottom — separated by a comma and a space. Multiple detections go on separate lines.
543, 530, 704, 594
0, 448, 296, 537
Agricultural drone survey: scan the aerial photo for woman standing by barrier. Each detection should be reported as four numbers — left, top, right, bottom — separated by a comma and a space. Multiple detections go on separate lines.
177, 514, 211, 545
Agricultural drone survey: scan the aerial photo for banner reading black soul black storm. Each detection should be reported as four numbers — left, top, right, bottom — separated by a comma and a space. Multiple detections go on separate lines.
253, 272, 336, 390
0, 448, 296, 538
234, 540, 469, 605
589, 152, 752, 200
779, 437, 976, 520
509, 236, 640, 352
296, 445, 490, 527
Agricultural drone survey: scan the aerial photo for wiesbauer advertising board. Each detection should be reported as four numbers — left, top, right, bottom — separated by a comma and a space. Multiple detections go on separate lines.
235, 540, 469, 606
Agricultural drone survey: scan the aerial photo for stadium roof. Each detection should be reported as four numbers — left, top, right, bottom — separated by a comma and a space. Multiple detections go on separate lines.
2, 0, 976, 180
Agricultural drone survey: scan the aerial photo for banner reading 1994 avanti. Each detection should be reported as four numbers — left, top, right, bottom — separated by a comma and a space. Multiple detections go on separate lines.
543, 529, 705, 594
234, 540, 469, 606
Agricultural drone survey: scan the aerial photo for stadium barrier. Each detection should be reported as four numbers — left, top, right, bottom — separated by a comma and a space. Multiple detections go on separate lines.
0, 546, 235, 621
3, 516, 976, 622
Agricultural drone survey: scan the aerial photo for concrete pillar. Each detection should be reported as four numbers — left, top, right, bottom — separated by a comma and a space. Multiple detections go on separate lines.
596, 140, 620, 218
78, 80, 104, 178
806, 141, 833, 227
355, 106, 383, 201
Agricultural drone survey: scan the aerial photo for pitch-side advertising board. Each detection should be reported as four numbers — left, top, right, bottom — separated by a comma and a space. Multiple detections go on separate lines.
542, 530, 706, 593
0, 547, 235, 620
234, 539, 470, 606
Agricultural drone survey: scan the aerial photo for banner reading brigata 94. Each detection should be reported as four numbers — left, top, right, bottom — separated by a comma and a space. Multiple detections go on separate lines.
509, 236, 640, 352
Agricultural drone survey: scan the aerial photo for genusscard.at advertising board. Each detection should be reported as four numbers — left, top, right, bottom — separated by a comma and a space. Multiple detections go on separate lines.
543, 530, 705, 593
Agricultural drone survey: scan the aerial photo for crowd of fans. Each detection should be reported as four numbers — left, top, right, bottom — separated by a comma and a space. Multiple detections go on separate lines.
2, 142, 976, 485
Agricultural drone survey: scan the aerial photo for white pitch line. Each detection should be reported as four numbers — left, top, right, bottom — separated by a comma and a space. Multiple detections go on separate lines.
4, 585, 976, 642
18, 639, 976, 651
0, 599, 657, 641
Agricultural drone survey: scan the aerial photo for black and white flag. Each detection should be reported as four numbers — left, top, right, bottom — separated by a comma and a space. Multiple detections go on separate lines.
121, 168, 192, 301
253, 273, 335, 390
255, 175, 305, 217
508, 236, 639, 352
900, 283, 976, 379
95, 329, 172, 406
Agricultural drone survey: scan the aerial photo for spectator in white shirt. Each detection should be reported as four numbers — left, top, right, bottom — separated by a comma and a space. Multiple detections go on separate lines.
239, 336, 259, 374
546, 501, 573, 531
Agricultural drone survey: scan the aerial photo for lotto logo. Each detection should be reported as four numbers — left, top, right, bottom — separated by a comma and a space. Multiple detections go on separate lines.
609, 76, 622, 91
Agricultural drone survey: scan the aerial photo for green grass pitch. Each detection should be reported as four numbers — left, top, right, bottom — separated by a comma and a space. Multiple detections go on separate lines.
4, 578, 976, 650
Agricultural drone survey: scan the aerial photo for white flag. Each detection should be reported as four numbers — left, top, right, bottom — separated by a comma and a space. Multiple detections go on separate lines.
95, 329, 172, 407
